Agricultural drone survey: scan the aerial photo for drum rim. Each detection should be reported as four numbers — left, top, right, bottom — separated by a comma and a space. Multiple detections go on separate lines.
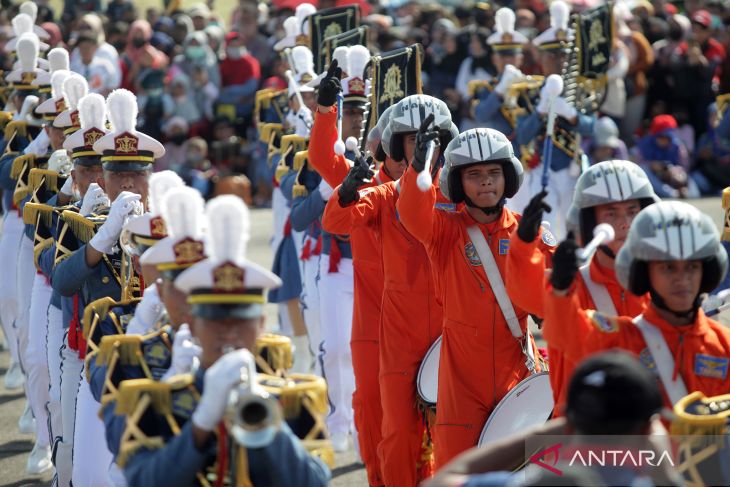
478, 372, 553, 446
416, 334, 443, 405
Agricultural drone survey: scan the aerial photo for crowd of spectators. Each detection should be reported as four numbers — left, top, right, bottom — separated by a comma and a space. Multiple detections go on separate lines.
2, 0, 730, 205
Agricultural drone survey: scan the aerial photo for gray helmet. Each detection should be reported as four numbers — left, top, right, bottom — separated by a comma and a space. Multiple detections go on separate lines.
367, 105, 395, 163
439, 128, 524, 203
382, 94, 455, 162
566, 160, 660, 245
615, 201, 728, 295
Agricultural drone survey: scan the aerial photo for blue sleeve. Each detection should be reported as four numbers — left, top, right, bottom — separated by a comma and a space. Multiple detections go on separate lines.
101, 401, 129, 456
516, 113, 543, 146
51, 244, 97, 297
717, 111, 730, 140
474, 91, 502, 123
38, 243, 56, 277
88, 361, 106, 403
0, 153, 17, 191
290, 189, 325, 233
279, 171, 297, 203
123, 422, 214, 487
574, 113, 596, 136
247, 423, 330, 486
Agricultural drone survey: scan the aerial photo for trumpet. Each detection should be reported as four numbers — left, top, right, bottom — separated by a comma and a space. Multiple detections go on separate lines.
225, 350, 281, 447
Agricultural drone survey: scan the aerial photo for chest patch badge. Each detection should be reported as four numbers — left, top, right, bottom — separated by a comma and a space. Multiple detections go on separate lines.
639, 348, 658, 376
464, 242, 482, 266
435, 202, 457, 212
588, 310, 619, 333
541, 228, 557, 247
694, 353, 729, 379
499, 239, 510, 255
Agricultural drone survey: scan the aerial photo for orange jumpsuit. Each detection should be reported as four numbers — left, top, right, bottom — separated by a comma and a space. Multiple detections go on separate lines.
323, 175, 444, 486
396, 166, 550, 468
505, 235, 648, 415
543, 290, 730, 408
309, 108, 392, 486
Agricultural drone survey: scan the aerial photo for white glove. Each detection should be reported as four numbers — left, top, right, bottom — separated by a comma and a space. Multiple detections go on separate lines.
125, 284, 162, 335
494, 64, 522, 96
59, 176, 75, 198
192, 348, 256, 432
89, 191, 141, 254
80, 183, 110, 216
318, 178, 334, 201
553, 97, 577, 120
161, 324, 202, 381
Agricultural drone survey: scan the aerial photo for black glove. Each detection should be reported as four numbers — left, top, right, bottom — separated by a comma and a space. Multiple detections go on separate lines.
517, 190, 552, 243
550, 233, 580, 291
412, 113, 440, 173
338, 155, 374, 206
317, 59, 342, 107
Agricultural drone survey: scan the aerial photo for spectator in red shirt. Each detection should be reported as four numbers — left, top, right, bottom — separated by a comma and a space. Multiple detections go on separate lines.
218, 31, 261, 118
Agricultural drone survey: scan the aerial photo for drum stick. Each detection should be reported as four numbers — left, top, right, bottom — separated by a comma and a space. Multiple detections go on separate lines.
284, 70, 305, 114
576, 223, 615, 262
416, 140, 437, 192
334, 92, 345, 155
705, 301, 730, 317
540, 75, 564, 191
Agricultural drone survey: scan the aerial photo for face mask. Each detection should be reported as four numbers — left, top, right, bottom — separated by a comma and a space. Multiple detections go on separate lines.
132, 38, 147, 48
170, 133, 187, 145
186, 45, 206, 60
226, 46, 244, 59
187, 153, 204, 165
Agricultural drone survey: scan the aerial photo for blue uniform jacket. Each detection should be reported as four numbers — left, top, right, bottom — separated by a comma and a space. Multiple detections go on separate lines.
516, 111, 595, 171
122, 369, 330, 487
474, 90, 520, 157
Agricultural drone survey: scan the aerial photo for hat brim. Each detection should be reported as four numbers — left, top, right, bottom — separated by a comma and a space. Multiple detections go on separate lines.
73, 155, 103, 167
102, 161, 153, 172
274, 35, 297, 51
191, 303, 264, 320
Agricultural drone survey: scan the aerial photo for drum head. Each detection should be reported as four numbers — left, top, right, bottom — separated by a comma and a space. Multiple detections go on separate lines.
478, 372, 554, 447
417, 335, 442, 405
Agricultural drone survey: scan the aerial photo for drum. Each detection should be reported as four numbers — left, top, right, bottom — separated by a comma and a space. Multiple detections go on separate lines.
258, 373, 334, 468
478, 372, 554, 447
417, 335, 442, 405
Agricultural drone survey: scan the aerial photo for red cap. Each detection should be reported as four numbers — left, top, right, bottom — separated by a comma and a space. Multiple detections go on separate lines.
664, 3, 677, 15
691, 9, 712, 28
649, 114, 678, 135
225, 31, 242, 44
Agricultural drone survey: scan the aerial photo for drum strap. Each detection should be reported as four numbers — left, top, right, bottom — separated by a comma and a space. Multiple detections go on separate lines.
633, 315, 688, 405
579, 264, 617, 316
467, 226, 537, 373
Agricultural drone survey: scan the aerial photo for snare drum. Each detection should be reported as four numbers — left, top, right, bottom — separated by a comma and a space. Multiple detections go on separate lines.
417, 335, 442, 405
478, 372, 554, 447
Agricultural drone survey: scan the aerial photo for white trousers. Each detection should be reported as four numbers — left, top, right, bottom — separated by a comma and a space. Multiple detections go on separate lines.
0, 211, 23, 364
16, 236, 35, 373
58, 331, 83, 487
529, 165, 577, 240
26, 274, 52, 447
47, 304, 64, 443
72, 372, 115, 487
270, 187, 289, 254
301, 255, 322, 375
318, 255, 355, 436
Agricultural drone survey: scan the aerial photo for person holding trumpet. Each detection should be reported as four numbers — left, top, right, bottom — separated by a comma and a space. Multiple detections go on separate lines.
118, 195, 330, 486
543, 200, 730, 412
396, 122, 553, 468
506, 160, 660, 416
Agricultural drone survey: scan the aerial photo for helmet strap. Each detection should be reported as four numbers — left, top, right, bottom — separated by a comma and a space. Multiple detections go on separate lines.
464, 195, 506, 216
598, 245, 616, 260
649, 287, 701, 322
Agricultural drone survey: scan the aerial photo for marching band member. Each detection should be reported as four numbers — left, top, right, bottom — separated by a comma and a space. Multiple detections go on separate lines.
307, 54, 394, 482
515, 0, 595, 238
119, 195, 329, 486
323, 94, 457, 485
396, 124, 552, 467
506, 160, 659, 416
543, 201, 730, 410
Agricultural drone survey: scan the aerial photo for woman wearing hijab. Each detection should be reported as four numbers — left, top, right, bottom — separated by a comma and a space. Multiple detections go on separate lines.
120, 19, 169, 91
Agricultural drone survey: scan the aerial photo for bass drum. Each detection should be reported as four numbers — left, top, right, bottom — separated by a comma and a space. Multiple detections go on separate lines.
416, 335, 442, 405
478, 372, 554, 447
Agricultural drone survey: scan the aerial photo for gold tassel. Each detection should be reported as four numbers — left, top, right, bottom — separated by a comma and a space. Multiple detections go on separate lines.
97, 335, 144, 367
292, 183, 308, 198
274, 160, 290, 183
300, 439, 335, 468
722, 186, 730, 242
116, 379, 173, 416
10, 153, 33, 179
293, 150, 308, 171
61, 210, 97, 243
4, 120, 27, 141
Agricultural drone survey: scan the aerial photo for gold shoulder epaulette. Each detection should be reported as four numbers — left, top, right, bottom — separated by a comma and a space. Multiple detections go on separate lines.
83, 296, 140, 342
116, 378, 174, 417
293, 150, 309, 172
10, 152, 34, 179
255, 333, 293, 376
60, 209, 96, 244
586, 309, 619, 334
23, 202, 53, 226
29, 168, 61, 194
4, 120, 27, 141
280, 134, 309, 159
96, 334, 144, 367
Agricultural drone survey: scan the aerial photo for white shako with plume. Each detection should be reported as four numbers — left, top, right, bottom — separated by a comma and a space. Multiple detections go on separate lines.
92, 88, 165, 172
53, 73, 89, 135
306, 45, 350, 88
273, 3, 316, 51
488, 8, 529, 54
141, 186, 208, 277
341, 45, 370, 107
533, 0, 574, 51
19, 1, 51, 40
5, 13, 49, 52
175, 195, 282, 319
5, 33, 45, 91
35, 48, 71, 93
36, 70, 72, 121
62, 93, 109, 164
